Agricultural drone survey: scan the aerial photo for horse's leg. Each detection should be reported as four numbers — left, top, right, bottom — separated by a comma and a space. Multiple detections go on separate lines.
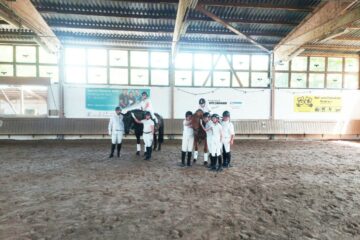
136, 133, 141, 155
193, 135, 199, 162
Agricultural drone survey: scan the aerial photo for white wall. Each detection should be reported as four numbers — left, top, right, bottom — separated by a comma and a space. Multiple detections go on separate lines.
275, 89, 360, 120
174, 87, 271, 119
64, 85, 171, 118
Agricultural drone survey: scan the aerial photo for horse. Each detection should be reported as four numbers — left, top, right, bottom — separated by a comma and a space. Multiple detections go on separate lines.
191, 109, 208, 162
123, 109, 164, 154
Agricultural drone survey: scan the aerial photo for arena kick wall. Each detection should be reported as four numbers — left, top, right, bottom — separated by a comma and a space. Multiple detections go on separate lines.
1, 84, 360, 139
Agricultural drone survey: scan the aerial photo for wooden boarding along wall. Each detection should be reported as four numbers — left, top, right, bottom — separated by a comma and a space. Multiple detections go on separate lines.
0, 118, 359, 139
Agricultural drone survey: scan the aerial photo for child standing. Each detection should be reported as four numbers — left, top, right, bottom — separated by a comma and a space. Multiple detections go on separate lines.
108, 106, 124, 158
201, 114, 223, 171
181, 111, 194, 167
131, 111, 155, 160
202, 112, 212, 166
221, 111, 235, 168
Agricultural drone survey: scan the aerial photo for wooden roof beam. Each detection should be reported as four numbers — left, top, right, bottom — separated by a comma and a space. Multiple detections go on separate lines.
0, 0, 60, 54
172, 0, 197, 59
302, 45, 360, 52
274, 1, 360, 62
195, 5, 271, 53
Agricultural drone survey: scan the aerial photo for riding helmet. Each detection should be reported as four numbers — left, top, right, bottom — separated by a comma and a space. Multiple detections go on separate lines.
185, 111, 193, 117
142, 91, 148, 96
222, 111, 230, 117
199, 98, 206, 105
211, 114, 220, 119
115, 106, 121, 111
203, 112, 210, 118
145, 111, 151, 116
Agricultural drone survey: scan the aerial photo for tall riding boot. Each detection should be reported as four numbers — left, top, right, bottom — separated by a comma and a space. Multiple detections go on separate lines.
222, 146, 227, 167
149, 147, 153, 159
217, 156, 223, 171
227, 152, 232, 167
187, 152, 192, 167
109, 144, 115, 158
117, 143, 122, 157
210, 156, 216, 171
181, 151, 186, 166
145, 147, 152, 160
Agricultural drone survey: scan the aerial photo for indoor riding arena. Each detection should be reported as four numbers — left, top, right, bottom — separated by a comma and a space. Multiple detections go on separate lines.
1, 1, 360, 240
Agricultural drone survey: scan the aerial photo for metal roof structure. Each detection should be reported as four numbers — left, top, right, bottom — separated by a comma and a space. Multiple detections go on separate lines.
0, 0, 359, 55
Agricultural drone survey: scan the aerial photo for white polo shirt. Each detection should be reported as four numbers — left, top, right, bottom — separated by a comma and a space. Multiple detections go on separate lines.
221, 120, 235, 139
108, 114, 124, 133
141, 98, 154, 112
183, 120, 193, 137
211, 123, 222, 142
141, 119, 154, 133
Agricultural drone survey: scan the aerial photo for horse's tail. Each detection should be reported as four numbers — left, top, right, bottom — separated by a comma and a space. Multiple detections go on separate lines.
156, 114, 164, 144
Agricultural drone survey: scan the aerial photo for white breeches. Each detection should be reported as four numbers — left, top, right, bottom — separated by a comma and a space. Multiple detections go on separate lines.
182, 135, 194, 152
143, 133, 153, 147
222, 138, 231, 153
206, 136, 212, 153
209, 140, 222, 156
111, 131, 123, 144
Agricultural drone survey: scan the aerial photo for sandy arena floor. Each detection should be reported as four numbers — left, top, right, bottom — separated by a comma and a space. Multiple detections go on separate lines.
0, 140, 360, 240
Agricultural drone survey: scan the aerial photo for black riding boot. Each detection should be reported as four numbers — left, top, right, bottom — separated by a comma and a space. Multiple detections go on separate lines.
217, 156, 223, 172
227, 152, 232, 167
181, 151, 186, 167
145, 147, 152, 160
109, 144, 115, 158
187, 152, 192, 167
222, 146, 228, 167
210, 156, 217, 171
117, 144, 122, 157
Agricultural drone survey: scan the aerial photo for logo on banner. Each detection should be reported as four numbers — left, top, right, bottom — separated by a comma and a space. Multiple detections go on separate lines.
294, 96, 342, 113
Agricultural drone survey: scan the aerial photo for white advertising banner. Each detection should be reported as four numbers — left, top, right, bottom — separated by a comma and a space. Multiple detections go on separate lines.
174, 87, 271, 119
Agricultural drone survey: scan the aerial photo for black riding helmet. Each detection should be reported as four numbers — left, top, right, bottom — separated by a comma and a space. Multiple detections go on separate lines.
203, 112, 210, 118
144, 111, 151, 116
185, 111, 193, 117
222, 111, 230, 117
142, 91, 148, 96
199, 98, 206, 105
115, 106, 121, 111
211, 114, 220, 119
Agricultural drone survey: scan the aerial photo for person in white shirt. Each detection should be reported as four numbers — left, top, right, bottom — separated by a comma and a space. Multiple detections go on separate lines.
181, 111, 194, 167
198, 98, 212, 113
108, 106, 125, 158
140, 92, 158, 124
131, 111, 155, 160
201, 114, 223, 171
202, 112, 212, 166
221, 111, 235, 168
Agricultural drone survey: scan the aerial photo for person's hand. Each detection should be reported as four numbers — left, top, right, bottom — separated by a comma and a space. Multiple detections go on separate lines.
131, 112, 135, 118
230, 139, 234, 145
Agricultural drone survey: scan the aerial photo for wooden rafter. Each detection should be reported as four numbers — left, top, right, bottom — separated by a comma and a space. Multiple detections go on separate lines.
302, 45, 360, 52
195, 5, 271, 53
274, 2, 360, 62
0, 0, 60, 54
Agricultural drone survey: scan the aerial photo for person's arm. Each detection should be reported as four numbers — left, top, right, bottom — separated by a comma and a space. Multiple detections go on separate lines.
230, 123, 235, 145
200, 120, 212, 132
131, 113, 143, 124
150, 123, 155, 134
108, 118, 113, 135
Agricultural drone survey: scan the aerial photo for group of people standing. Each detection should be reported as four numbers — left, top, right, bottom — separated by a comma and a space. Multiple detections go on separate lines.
181, 98, 235, 172
108, 91, 156, 160
108, 95, 235, 172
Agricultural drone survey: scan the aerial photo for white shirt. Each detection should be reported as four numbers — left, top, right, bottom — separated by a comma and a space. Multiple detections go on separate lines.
183, 120, 193, 137
141, 119, 154, 133
205, 120, 214, 139
221, 120, 235, 139
141, 98, 154, 112
199, 104, 212, 113
211, 123, 222, 142
108, 114, 124, 134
